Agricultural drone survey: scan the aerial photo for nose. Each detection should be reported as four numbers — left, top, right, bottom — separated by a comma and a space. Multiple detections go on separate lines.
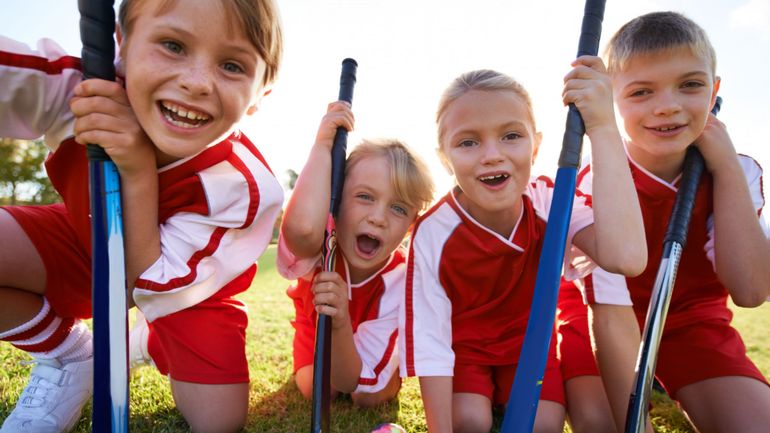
481, 140, 504, 165
179, 62, 213, 96
653, 90, 682, 116
366, 205, 387, 227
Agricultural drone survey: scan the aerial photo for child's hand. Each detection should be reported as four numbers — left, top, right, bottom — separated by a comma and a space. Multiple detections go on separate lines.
311, 271, 351, 329
693, 113, 737, 177
562, 55, 617, 136
314, 101, 354, 151
70, 79, 155, 177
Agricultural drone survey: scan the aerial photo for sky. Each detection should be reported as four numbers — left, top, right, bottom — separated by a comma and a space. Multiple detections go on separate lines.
2, 0, 769, 214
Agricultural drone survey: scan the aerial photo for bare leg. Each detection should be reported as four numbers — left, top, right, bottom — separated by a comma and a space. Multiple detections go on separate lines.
676, 376, 770, 433
564, 375, 616, 433
0, 209, 46, 332
533, 400, 566, 433
453, 392, 493, 433
294, 364, 341, 401
351, 373, 401, 407
171, 379, 249, 433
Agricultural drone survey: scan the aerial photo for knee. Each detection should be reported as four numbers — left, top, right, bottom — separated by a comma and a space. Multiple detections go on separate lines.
453, 411, 492, 433
532, 418, 566, 433
568, 412, 616, 433
183, 401, 247, 433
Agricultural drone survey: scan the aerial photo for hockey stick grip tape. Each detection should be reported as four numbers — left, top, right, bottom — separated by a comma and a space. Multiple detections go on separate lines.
78, 0, 116, 162
559, 0, 606, 169
329, 58, 358, 216
664, 96, 722, 246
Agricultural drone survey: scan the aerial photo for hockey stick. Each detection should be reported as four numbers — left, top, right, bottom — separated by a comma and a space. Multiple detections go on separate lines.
624, 97, 722, 433
78, 1, 130, 432
310, 58, 358, 433
500, 1, 606, 432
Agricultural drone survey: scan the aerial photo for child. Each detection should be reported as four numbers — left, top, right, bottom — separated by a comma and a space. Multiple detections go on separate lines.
583, 11, 770, 433
400, 66, 647, 433
0, 1, 283, 432
556, 278, 615, 433
278, 101, 434, 406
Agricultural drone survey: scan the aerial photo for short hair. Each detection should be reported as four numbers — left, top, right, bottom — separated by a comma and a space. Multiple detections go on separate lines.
118, 0, 283, 85
436, 69, 537, 145
346, 139, 435, 213
605, 11, 715, 76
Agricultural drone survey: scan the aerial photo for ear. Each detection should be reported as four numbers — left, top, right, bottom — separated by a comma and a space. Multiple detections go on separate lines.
711, 76, 721, 108
246, 86, 273, 115
531, 131, 543, 166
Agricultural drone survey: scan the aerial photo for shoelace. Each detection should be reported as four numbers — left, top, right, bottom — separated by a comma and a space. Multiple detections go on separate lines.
15, 360, 61, 412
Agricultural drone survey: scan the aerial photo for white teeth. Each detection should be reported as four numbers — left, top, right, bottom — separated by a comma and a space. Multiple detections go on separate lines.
656, 126, 678, 131
160, 101, 210, 121
479, 174, 508, 181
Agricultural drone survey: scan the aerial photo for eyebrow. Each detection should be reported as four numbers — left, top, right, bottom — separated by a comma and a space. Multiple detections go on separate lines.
623, 70, 710, 89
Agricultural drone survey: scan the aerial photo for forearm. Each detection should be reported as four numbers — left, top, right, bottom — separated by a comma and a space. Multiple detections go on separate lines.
120, 169, 161, 292
711, 159, 770, 306
588, 127, 647, 276
329, 323, 362, 393
419, 376, 453, 433
589, 304, 644, 432
281, 143, 332, 258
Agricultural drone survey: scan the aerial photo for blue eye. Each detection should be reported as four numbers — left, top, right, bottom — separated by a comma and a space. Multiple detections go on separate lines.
222, 62, 244, 74
392, 204, 408, 216
162, 40, 183, 54
356, 193, 372, 201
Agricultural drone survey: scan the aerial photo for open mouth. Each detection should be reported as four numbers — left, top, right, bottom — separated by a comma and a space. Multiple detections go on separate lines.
479, 174, 509, 186
159, 101, 211, 129
649, 124, 684, 133
356, 234, 381, 258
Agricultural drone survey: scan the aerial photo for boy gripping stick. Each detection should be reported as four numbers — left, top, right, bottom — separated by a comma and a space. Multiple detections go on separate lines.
0, 1, 283, 432
582, 12, 770, 433
400, 66, 647, 433
279, 101, 434, 405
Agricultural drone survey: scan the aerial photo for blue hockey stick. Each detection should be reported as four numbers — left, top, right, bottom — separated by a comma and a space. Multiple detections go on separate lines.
78, 1, 130, 431
311, 58, 358, 433
501, 1, 606, 432
624, 97, 722, 433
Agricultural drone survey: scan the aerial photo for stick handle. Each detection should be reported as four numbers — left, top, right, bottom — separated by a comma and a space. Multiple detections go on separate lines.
78, 0, 116, 162
664, 96, 722, 246
559, 0, 606, 169
329, 58, 358, 216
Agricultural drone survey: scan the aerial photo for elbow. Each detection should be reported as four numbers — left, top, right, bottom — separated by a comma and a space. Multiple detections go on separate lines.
331, 376, 359, 395
598, 249, 648, 278
731, 291, 767, 308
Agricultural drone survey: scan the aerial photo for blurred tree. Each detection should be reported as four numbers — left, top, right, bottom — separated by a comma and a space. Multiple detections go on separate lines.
0, 138, 60, 205
285, 168, 298, 191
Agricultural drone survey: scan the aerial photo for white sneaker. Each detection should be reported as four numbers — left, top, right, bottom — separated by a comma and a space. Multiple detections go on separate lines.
128, 310, 152, 371
0, 357, 92, 433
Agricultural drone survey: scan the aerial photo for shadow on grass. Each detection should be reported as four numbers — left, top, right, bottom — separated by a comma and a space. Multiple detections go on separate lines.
249, 377, 401, 433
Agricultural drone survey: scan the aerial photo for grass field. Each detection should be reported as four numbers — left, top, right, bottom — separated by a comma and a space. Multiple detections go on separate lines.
1, 245, 768, 432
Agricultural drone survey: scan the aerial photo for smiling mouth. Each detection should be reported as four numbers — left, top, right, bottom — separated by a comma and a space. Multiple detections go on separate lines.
159, 101, 211, 128
479, 174, 509, 186
650, 124, 684, 132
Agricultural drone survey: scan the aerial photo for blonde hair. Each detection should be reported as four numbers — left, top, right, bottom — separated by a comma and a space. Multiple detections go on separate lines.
605, 11, 715, 76
118, 0, 283, 85
436, 69, 537, 144
346, 139, 435, 213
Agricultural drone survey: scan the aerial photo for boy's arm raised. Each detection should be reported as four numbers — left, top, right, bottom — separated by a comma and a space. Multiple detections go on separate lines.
696, 115, 770, 306
566, 55, 647, 276
281, 101, 354, 259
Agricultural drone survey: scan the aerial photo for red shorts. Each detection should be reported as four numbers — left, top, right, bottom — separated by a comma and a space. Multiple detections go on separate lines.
556, 280, 599, 380
453, 353, 566, 406
656, 320, 769, 397
5, 203, 251, 384
3, 204, 92, 318
290, 293, 316, 373
147, 290, 250, 384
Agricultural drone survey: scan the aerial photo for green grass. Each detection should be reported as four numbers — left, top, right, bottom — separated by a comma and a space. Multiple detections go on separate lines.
1, 245, 768, 432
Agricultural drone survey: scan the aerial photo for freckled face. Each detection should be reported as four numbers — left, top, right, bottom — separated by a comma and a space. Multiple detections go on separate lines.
439, 90, 539, 234
120, 0, 267, 166
336, 155, 416, 282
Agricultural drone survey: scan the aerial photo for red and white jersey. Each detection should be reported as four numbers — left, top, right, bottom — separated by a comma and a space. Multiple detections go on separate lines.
0, 37, 284, 321
580, 151, 768, 328
401, 179, 594, 377
278, 237, 404, 393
